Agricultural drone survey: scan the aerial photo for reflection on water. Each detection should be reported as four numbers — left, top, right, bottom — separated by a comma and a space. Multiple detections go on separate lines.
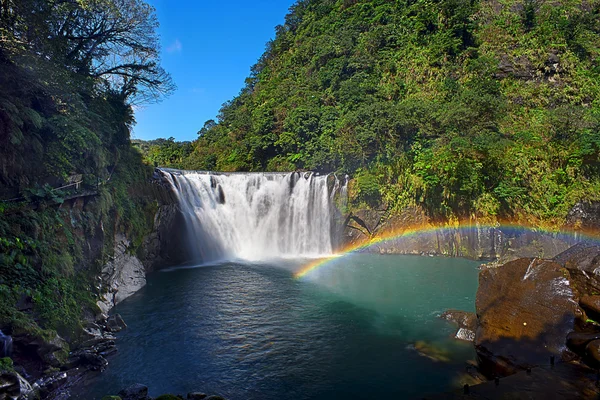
72, 254, 480, 400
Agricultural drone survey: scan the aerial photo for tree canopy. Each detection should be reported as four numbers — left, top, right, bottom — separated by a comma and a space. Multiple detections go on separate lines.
180, 0, 600, 224
0, 0, 174, 104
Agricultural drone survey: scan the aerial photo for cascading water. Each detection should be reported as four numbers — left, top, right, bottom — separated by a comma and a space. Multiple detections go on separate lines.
0, 329, 12, 357
162, 170, 346, 263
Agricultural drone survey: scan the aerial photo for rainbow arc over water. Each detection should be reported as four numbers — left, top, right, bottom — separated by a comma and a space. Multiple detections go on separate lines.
294, 222, 600, 278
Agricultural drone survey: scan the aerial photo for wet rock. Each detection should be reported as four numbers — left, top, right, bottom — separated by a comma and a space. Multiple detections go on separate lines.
553, 243, 600, 295
341, 204, 572, 261
106, 314, 127, 332
411, 341, 451, 363
580, 296, 600, 317
187, 393, 207, 400
585, 339, 600, 367
204, 396, 226, 400
139, 201, 191, 272
440, 310, 477, 342
567, 331, 600, 352
475, 258, 582, 377
0, 370, 35, 400
79, 351, 108, 371
33, 371, 67, 397
118, 383, 149, 400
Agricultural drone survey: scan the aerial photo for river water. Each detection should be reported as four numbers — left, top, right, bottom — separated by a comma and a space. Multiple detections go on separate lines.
74, 254, 480, 399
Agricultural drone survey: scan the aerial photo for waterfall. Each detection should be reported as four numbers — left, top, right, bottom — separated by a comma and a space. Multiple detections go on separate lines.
163, 170, 347, 263
0, 330, 12, 358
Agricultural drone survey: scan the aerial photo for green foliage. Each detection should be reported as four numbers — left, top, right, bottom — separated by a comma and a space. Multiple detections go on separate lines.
353, 169, 382, 206
133, 138, 194, 169
0, 0, 166, 343
0, 357, 14, 372
174, 0, 600, 225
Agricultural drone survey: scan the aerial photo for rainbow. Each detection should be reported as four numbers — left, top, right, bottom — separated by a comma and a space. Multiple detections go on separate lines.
294, 222, 600, 278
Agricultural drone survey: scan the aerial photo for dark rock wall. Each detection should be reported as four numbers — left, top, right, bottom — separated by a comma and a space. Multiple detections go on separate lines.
340, 203, 594, 261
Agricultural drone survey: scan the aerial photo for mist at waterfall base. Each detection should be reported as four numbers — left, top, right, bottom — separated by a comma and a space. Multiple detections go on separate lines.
75, 255, 479, 399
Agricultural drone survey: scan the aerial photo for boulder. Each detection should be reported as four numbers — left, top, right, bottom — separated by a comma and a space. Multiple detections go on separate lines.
567, 331, 600, 353
0, 370, 35, 400
475, 258, 583, 377
106, 314, 127, 332
440, 310, 477, 342
33, 371, 67, 397
580, 295, 600, 318
553, 243, 600, 295
118, 383, 149, 400
585, 339, 600, 367
79, 351, 108, 371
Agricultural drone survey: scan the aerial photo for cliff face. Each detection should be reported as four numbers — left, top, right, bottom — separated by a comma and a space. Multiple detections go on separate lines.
96, 171, 190, 315
340, 199, 598, 262
0, 169, 192, 399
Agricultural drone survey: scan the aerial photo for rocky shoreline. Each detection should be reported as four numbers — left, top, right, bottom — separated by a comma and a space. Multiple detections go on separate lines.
435, 243, 600, 398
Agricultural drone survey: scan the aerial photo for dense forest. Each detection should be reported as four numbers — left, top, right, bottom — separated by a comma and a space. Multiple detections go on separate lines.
157, 0, 600, 226
0, 0, 171, 342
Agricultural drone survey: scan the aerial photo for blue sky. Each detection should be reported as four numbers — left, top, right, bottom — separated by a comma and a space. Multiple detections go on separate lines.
132, 0, 295, 142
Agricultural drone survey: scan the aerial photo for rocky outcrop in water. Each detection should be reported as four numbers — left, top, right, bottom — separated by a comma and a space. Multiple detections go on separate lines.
474, 258, 583, 376
0, 369, 35, 400
469, 241, 600, 380
440, 310, 477, 342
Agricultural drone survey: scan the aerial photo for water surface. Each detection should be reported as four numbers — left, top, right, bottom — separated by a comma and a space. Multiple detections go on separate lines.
73, 254, 480, 399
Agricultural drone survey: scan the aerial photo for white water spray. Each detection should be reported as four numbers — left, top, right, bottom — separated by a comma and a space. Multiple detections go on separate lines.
163, 170, 346, 263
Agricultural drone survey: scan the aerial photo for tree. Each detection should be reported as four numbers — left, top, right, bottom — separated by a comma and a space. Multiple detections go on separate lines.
0, 0, 175, 104
198, 119, 217, 137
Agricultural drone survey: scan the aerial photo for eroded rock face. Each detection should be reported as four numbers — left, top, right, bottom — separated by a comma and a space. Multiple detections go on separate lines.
475, 258, 582, 376
553, 243, 600, 296
566, 201, 600, 231
97, 234, 146, 315
138, 203, 190, 272
0, 370, 35, 400
580, 295, 600, 318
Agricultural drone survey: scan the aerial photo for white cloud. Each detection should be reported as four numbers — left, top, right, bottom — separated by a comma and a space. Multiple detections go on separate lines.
166, 39, 182, 53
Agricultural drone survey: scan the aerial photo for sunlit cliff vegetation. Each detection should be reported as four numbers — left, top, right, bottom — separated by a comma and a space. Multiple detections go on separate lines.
173, 0, 600, 225
0, 0, 172, 338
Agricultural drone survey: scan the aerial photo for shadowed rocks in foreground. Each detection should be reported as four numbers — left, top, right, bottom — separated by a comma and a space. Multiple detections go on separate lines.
424, 363, 599, 399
